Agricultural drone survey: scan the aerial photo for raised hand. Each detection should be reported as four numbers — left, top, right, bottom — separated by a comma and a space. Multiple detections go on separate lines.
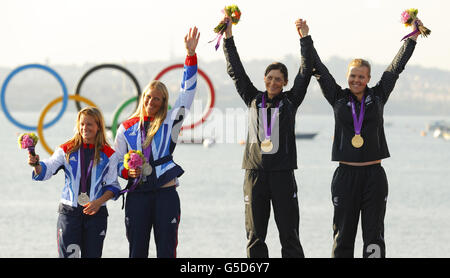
185, 26, 200, 56
295, 18, 309, 38
128, 167, 141, 179
223, 15, 233, 39
28, 153, 42, 174
28, 153, 39, 166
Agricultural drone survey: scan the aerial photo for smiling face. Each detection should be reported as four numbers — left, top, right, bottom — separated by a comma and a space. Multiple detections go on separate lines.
264, 69, 288, 98
347, 65, 371, 98
79, 113, 99, 144
143, 87, 164, 117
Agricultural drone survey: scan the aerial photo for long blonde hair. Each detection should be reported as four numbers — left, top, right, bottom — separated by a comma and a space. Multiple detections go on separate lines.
129, 80, 169, 148
65, 106, 109, 165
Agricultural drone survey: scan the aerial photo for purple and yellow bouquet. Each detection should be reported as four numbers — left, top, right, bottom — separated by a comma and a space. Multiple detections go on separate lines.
210, 5, 242, 50
18, 133, 38, 155
213, 5, 241, 34
18, 133, 39, 166
124, 150, 145, 170
400, 8, 431, 41
120, 150, 152, 194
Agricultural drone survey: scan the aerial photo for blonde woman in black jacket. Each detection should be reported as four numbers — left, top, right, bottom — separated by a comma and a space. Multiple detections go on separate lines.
309, 20, 421, 258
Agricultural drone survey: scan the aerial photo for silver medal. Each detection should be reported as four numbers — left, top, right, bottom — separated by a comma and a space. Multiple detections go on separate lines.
142, 162, 153, 176
78, 192, 90, 206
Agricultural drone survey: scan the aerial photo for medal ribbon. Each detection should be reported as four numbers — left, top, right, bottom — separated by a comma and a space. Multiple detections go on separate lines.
350, 95, 365, 136
261, 94, 280, 140
401, 21, 420, 41
141, 126, 151, 161
79, 145, 94, 195
208, 18, 231, 51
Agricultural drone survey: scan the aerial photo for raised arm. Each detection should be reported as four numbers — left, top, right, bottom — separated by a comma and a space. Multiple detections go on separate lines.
171, 27, 200, 112
373, 21, 419, 103
310, 40, 344, 106
286, 19, 314, 107
222, 15, 259, 106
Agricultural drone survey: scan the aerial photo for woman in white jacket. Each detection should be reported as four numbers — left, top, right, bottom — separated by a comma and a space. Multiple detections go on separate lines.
28, 106, 120, 258
114, 27, 200, 258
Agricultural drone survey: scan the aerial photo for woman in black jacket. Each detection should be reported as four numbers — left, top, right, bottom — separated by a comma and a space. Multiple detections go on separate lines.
309, 20, 422, 258
223, 17, 313, 258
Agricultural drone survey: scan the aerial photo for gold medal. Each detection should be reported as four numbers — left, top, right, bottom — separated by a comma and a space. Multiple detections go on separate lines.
78, 192, 90, 206
261, 139, 273, 152
351, 134, 364, 148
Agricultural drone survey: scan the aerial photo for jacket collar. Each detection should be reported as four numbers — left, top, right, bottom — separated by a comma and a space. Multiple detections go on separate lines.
263, 91, 284, 104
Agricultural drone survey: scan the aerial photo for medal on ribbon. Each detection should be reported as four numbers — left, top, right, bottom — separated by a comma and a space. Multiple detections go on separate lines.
78, 192, 90, 206
140, 127, 153, 177
260, 94, 280, 153
350, 95, 365, 149
78, 147, 93, 206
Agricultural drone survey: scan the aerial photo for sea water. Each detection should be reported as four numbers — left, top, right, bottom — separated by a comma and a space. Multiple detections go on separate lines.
0, 112, 449, 258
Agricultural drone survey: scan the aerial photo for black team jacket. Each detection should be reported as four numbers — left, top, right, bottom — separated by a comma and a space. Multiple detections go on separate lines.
223, 35, 314, 170
310, 38, 416, 162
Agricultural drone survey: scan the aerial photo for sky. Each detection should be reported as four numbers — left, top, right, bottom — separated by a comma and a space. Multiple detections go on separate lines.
0, 0, 448, 71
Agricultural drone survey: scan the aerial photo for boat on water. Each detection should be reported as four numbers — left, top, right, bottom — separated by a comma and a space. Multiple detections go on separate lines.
425, 120, 450, 141
295, 132, 318, 139
177, 132, 319, 146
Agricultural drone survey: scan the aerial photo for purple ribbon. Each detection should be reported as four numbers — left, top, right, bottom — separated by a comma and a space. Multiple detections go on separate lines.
140, 126, 152, 162
261, 94, 280, 139
350, 95, 365, 135
401, 21, 420, 41
79, 146, 94, 194
28, 146, 39, 166
120, 178, 140, 195
209, 18, 231, 51
28, 146, 36, 156
214, 33, 224, 51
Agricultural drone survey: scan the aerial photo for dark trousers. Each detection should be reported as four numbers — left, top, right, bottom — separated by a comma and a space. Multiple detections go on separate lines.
331, 163, 388, 258
244, 169, 304, 258
125, 186, 180, 258
56, 205, 108, 258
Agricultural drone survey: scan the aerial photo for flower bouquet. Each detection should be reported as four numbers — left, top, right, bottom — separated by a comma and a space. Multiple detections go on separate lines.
19, 133, 39, 166
124, 150, 145, 171
120, 150, 152, 194
400, 8, 431, 41
209, 4, 241, 50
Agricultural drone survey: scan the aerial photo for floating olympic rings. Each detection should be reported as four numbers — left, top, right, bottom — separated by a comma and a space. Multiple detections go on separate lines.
1, 62, 215, 154
74, 64, 141, 128
1, 64, 68, 131
154, 64, 215, 130
38, 95, 98, 155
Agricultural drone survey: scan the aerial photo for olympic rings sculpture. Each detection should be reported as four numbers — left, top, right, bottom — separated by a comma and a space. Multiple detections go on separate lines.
74, 63, 142, 128
1, 64, 69, 131
1, 63, 215, 154
155, 64, 215, 131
